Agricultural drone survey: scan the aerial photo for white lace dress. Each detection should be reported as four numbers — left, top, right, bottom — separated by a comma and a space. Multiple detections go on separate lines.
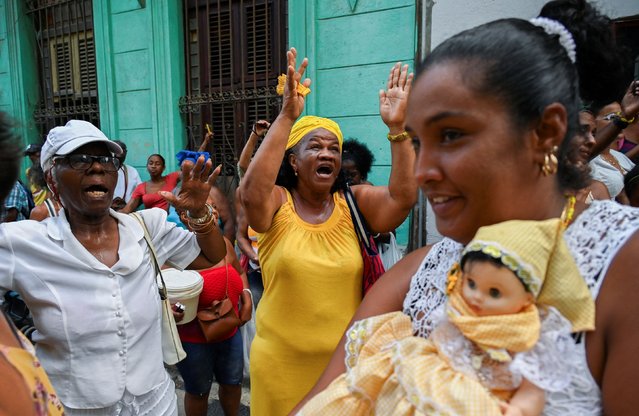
403, 200, 639, 415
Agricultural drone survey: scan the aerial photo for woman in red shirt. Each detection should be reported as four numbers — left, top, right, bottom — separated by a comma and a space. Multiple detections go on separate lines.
175, 203, 252, 416
121, 154, 180, 212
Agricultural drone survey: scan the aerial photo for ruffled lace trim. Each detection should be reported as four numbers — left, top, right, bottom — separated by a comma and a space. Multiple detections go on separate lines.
509, 307, 576, 392
345, 318, 373, 371
428, 306, 575, 393
403, 238, 463, 338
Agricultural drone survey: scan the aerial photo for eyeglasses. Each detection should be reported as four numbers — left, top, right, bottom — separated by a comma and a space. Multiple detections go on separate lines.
54, 154, 121, 172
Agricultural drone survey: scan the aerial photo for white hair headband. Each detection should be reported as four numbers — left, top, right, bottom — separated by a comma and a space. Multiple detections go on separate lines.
529, 17, 577, 63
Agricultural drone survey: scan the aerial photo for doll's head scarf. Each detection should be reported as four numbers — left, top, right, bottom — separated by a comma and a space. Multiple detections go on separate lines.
446, 218, 595, 361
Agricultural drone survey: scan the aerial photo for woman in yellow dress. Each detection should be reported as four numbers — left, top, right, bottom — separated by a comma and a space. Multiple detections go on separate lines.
239, 49, 418, 415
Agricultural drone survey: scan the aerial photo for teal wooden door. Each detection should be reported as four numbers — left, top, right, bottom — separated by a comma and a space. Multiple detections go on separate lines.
289, 0, 417, 244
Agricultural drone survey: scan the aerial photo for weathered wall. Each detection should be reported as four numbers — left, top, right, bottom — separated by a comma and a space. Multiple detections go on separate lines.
289, 0, 417, 244
94, 0, 186, 179
431, 0, 639, 48
0, 0, 187, 180
0, 0, 41, 150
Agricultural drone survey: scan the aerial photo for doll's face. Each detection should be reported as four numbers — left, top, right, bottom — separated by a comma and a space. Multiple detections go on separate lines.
461, 260, 534, 317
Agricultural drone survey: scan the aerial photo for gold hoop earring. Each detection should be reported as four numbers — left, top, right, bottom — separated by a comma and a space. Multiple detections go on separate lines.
541, 146, 559, 176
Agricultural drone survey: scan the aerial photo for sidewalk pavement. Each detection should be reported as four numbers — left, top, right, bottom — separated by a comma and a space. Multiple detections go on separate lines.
166, 365, 251, 415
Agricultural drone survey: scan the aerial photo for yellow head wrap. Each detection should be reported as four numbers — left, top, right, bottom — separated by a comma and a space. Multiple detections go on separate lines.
286, 116, 344, 151
459, 218, 595, 332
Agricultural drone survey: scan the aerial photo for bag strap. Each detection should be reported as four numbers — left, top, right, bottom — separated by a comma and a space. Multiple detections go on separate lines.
130, 212, 168, 300
44, 198, 56, 217
343, 184, 373, 249
121, 165, 129, 199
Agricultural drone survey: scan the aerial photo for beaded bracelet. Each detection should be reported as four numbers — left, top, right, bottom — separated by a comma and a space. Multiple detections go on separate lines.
612, 111, 637, 130
612, 116, 629, 130
617, 111, 636, 124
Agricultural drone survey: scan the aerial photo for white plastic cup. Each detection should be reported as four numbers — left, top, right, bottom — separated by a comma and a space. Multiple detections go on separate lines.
162, 268, 204, 325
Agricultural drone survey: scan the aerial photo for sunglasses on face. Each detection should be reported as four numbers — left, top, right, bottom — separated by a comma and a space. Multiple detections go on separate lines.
54, 154, 121, 172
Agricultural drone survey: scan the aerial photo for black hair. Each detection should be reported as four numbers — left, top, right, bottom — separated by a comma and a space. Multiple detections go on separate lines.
28, 165, 47, 188
0, 112, 21, 203
112, 140, 127, 153
624, 164, 639, 202
461, 250, 506, 271
539, 0, 632, 104
461, 251, 530, 292
276, 147, 347, 193
112, 140, 127, 163
148, 153, 165, 166
415, 1, 626, 192
342, 138, 375, 180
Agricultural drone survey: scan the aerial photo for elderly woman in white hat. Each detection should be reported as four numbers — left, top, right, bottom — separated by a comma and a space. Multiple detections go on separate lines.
0, 120, 226, 415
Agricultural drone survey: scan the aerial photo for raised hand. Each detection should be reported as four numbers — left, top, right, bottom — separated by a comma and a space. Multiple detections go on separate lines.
198, 131, 214, 152
379, 62, 414, 134
254, 120, 271, 137
160, 155, 221, 216
280, 47, 311, 121
621, 80, 639, 121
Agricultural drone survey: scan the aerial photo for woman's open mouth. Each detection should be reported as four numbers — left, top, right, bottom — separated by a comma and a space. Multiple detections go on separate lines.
316, 165, 334, 179
84, 184, 109, 198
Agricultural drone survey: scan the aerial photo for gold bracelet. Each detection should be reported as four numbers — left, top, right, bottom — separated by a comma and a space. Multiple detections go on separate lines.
187, 203, 213, 225
193, 223, 217, 236
187, 211, 218, 234
387, 131, 410, 142
190, 217, 218, 235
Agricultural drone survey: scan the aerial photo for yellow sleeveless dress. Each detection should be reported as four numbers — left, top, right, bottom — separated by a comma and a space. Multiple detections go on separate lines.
250, 188, 363, 415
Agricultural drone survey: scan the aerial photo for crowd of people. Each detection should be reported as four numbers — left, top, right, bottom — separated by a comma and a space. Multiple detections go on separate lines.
1, 0, 639, 415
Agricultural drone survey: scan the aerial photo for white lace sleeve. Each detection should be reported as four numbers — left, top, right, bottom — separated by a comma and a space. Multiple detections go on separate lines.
509, 307, 575, 392
403, 238, 463, 338
564, 200, 639, 297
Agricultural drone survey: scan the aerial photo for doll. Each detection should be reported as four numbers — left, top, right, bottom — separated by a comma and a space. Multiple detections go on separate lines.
298, 219, 595, 416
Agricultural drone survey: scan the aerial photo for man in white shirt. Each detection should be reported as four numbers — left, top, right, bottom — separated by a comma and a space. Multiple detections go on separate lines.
111, 140, 141, 210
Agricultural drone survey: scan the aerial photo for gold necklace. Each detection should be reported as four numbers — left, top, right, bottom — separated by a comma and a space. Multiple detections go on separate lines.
601, 152, 626, 175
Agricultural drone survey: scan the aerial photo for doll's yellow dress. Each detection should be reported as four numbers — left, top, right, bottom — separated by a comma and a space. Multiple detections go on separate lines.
298, 292, 579, 416
299, 218, 595, 416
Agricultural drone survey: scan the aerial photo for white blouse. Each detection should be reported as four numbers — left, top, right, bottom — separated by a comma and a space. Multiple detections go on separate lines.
0, 208, 200, 409
589, 149, 635, 198
403, 200, 639, 415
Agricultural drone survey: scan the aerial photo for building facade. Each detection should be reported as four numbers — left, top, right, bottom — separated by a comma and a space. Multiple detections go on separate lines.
1, 0, 637, 245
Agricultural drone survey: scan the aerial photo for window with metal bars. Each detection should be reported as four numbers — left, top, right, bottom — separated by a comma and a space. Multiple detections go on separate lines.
27, 0, 99, 137
180, 0, 288, 185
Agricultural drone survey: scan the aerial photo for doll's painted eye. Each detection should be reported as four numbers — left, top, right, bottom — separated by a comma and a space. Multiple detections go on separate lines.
467, 278, 476, 289
489, 288, 501, 299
